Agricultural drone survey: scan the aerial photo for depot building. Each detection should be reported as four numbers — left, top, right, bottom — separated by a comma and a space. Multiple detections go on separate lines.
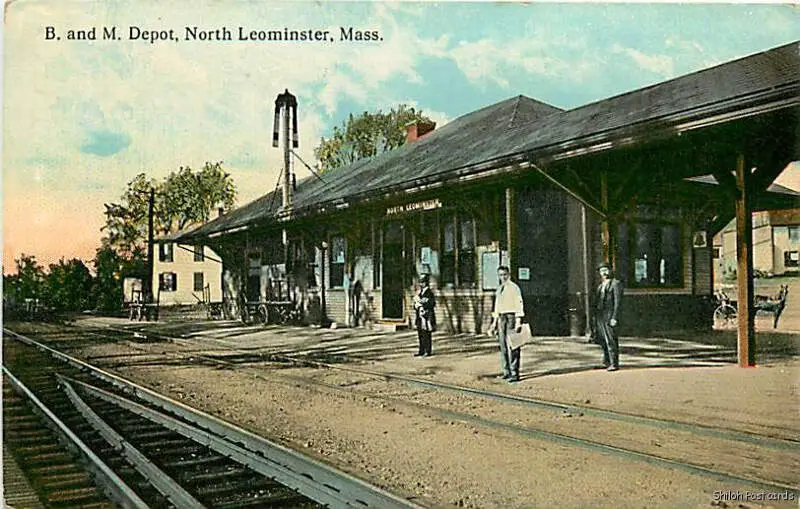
175, 42, 800, 336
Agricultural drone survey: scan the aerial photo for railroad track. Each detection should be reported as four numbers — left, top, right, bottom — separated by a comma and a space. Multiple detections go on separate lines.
3, 376, 128, 509
3, 329, 423, 509
10, 324, 800, 498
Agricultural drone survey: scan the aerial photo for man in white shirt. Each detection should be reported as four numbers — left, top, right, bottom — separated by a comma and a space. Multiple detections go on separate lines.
488, 265, 525, 383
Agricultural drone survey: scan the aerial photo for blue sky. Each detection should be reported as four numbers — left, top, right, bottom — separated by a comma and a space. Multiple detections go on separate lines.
3, 1, 799, 269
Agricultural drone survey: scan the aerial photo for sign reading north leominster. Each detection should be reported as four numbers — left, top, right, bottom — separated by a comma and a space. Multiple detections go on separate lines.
386, 198, 442, 216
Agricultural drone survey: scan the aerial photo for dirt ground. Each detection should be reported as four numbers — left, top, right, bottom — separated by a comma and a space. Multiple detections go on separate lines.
10, 319, 796, 509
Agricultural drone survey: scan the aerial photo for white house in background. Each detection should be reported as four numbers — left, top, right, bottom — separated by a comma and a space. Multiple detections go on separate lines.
152, 241, 223, 306
714, 208, 800, 282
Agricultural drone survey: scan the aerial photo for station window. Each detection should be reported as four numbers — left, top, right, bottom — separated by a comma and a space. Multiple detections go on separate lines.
616, 220, 682, 288
193, 245, 204, 262
329, 236, 346, 288
458, 218, 476, 287
790, 227, 800, 247
439, 213, 478, 288
262, 237, 285, 264
159, 243, 174, 263
441, 218, 456, 286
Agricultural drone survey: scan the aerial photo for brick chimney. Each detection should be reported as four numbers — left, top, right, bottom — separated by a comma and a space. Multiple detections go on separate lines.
405, 119, 436, 143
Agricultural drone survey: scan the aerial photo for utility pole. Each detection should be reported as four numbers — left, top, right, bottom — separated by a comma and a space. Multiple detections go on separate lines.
146, 187, 155, 302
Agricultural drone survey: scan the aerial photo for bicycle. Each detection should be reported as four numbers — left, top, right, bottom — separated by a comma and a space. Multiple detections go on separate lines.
713, 289, 737, 328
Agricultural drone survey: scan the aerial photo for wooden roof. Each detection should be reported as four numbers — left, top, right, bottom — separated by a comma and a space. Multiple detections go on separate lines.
180, 41, 799, 242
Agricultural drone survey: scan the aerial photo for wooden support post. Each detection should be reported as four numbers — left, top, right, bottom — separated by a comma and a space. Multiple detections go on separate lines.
600, 171, 611, 265
581, 203, 592, 337
505, 188, 515, 270
735, 154, 755, 367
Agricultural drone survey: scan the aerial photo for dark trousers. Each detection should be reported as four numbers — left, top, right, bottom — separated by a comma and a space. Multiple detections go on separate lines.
596, 320, 619, 368
417, 330, 432, 355
351, 292, 361, 326
497, 313, 521, 378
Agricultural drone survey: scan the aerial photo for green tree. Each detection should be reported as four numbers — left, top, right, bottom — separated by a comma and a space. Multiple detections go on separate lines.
42, 258, 94, 312
101, 162, 237, 260
92, 245, 141, 313
4, 254, 46, 305
97, 162, 236, 312
160, 161, 237, 231
102, 173, 156, 260
314, 105, 433, 173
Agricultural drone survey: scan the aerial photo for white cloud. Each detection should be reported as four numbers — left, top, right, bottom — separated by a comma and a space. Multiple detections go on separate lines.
6, 1, 796, 268
611, 43, 674, 77
442, 35, 596, 89
4, 1, 447, 208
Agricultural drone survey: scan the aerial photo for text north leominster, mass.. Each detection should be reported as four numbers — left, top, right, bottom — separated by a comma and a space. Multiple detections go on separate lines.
184, 26, 382, 42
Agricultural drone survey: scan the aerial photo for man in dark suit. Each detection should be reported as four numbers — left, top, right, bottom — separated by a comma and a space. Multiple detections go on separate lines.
594, 263, 623, 371
413, 274, 436, 357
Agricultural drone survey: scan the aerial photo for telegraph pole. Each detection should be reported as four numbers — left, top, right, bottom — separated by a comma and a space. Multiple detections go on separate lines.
146, 187, 155, 301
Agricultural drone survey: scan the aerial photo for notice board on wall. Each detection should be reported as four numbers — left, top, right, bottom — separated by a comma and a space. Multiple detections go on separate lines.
482, 251, 501, 290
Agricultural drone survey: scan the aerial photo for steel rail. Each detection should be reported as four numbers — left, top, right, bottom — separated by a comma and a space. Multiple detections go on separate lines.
266, 354, 800, 452
57, 376, 206, 509
80, 324, 800, 450
2, 366, 150, 509
61, 374, 380, 509
76, 327, 800, 494
271, 364, 800, 496
20, 326, 800, 496
4, 328, 424, 509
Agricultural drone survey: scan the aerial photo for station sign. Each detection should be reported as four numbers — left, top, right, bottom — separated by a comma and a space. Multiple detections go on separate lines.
386, 198, 442, 216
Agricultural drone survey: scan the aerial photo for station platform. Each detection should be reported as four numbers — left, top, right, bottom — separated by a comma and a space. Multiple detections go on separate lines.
76, 316, 799, 440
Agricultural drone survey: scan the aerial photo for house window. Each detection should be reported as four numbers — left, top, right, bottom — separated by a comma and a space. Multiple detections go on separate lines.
193, 245, 204, 262
193, 272, 204, 292
616, 220, 682, 287
159, 272, 177, 292
785, 251, 799, 268
159, 243, 174, 263
329, 236, 345, 288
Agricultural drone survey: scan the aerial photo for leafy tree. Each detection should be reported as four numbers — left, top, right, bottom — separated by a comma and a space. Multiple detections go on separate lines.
101, 162, 237, 260
160, 161, 237, 231
4, 254, 46, 306
314, 105, 433, 173
102, 173, 156, 260
92, 245, 141, 312
42, 258, 94, 312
